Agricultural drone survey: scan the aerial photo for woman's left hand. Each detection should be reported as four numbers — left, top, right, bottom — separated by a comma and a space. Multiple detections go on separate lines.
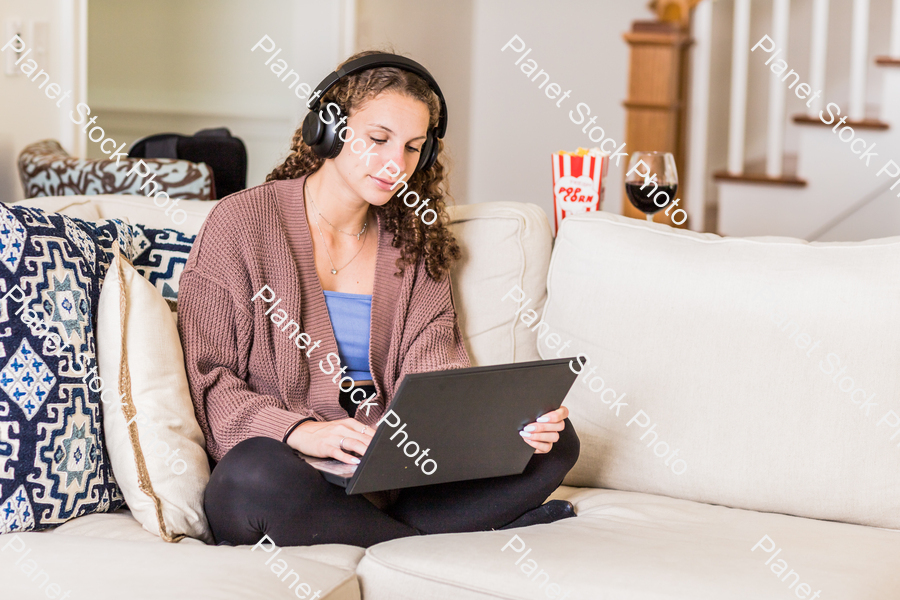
520, 405, 568, 454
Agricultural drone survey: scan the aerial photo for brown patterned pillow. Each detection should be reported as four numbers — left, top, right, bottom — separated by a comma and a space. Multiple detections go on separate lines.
18, 140, 214, 200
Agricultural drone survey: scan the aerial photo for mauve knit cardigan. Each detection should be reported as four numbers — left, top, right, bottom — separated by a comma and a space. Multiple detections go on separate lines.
177, 176, 470, 461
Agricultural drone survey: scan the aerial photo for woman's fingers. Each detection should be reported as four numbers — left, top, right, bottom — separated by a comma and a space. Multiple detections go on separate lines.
337, 423, 371, 442
520, 430, 560, 444
524, 438, 553, 454
353, 420, 376, 439
523, 406, 568, 434
519, 424, 559, 454
336, 427, 371, 453
537, 406, 568, 423
523, 421, 565, 434
331, 435, 366, 464
333, 448, 362, 465
338, 418, 375, 440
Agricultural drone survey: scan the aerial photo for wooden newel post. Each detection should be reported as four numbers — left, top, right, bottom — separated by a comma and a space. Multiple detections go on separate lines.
622, 1, 697, 227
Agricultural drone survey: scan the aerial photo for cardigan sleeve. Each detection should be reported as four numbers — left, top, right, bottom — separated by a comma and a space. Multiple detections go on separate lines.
395, 273, 471, 384
178, 268, 314, 461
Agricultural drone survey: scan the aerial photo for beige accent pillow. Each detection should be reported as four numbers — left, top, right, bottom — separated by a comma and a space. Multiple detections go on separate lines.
448, 202, 552, 366
97, 253, 212, 543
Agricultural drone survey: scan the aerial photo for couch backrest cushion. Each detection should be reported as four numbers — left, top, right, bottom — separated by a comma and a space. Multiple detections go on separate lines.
14, 196, 554, 366
546, 212, 900, 529
14, 195, 217, 236
448, 202, 552, 366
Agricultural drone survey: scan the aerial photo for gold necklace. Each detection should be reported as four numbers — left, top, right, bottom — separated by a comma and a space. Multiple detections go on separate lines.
306, 181, 368, 275
308, 188, 367, 240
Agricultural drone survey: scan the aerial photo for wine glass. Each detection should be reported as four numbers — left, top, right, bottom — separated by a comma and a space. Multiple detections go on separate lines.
625, 152, 678, 222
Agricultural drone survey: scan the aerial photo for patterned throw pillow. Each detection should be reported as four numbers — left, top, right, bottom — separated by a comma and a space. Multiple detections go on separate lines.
0, 203, 131, 533
17, 140, 214, 200
130, 226, 195, 307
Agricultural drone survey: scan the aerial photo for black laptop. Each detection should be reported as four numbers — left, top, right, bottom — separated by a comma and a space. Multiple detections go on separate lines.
300, 358, 578, 495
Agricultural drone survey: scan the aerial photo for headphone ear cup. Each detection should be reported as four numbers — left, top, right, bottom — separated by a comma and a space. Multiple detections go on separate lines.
330, 132, 345, 160
302, 106, 346, 159
416, 131, 438, 173
302, 111, 326, 157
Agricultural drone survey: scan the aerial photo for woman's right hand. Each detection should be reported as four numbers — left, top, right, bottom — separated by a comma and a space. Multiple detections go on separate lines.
286, 418, 374, 464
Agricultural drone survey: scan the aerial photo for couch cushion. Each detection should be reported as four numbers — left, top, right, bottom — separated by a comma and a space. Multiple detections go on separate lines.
49, 509, 366, 572
52, 508, 200, 544
18, 139, 214, 201
129, 225, 194, 304
91, 196, 215, 236
15, 197, 200, 305
356, 488, 900, 600
2, 528, 361, 599
0, 204, 129, 533
14, 195, 217, 236
97, 254, 211, 543
6, 197, 102, 221
448, 202, 552, 365
542, 212, 900, 529
15, 199, 551, 348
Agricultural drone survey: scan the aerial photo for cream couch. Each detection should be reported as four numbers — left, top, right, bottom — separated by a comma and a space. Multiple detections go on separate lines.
2, 194, 898, 600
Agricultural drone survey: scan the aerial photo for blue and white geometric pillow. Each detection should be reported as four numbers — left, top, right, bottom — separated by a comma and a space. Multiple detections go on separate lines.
0, 203, 128, 533
129, 226, 195, 305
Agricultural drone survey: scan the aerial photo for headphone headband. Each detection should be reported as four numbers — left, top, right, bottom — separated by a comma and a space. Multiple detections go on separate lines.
308, 53, 447, 139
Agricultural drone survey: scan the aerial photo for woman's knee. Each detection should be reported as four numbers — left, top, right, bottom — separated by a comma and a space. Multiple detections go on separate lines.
208, 437, 304, 497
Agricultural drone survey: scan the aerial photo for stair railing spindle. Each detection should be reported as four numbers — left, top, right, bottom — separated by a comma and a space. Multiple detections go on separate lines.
728, 0, 752, 175
767, 0, 791, 178
849, 0, 871, 121
808, 0, 830, 116
687, 0, 714, 232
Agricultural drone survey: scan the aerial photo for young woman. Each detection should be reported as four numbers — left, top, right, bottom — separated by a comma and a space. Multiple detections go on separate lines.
178, 51, 580, 548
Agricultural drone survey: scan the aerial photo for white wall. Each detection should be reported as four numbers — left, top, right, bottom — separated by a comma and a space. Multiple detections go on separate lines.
357, 0, 475, 204
87, 0, 349, 189
356, 0, 645, 221
0, 0, 85, 202
467, 0, 647, 219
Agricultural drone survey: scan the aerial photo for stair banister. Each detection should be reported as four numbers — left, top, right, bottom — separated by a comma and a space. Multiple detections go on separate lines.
808, 0, 830, 116
850, 0, 871, 121
767, 0, 791, 178
728, 0, 752, 175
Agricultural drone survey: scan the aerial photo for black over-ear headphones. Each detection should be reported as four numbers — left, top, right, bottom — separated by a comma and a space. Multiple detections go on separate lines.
301, 53, 448, 174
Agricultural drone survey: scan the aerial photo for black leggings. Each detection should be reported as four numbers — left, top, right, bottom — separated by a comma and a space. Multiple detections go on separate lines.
204, 419, 580, 548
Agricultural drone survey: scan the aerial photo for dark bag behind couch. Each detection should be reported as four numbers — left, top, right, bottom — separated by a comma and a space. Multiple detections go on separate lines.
129, 128, 247, 199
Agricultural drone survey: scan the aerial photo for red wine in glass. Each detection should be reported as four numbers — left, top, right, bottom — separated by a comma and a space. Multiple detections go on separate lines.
625, 183, 678, 214
624, 152, 678, 222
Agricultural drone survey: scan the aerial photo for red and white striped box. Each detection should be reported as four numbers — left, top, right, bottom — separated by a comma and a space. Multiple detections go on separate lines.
550, 148, 609, 234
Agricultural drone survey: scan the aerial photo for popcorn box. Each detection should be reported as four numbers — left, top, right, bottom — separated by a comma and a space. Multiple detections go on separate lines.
550, 148, 609, 234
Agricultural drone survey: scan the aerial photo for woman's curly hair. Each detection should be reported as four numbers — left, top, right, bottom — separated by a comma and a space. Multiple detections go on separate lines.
266, 50, 461, 281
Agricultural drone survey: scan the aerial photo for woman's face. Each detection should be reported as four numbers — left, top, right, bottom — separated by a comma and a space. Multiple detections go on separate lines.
330, 91, 431, 206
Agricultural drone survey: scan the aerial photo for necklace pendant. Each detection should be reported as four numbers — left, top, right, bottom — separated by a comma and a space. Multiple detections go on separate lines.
331, 268, 338, 275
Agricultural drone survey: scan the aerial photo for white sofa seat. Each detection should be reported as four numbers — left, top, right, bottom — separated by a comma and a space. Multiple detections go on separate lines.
48, 509, 366, 572
4, 525, 362, 600
356, 488, 900, 600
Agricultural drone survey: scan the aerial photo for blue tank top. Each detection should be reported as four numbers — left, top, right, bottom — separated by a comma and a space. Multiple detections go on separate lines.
322, 291, 372, 381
